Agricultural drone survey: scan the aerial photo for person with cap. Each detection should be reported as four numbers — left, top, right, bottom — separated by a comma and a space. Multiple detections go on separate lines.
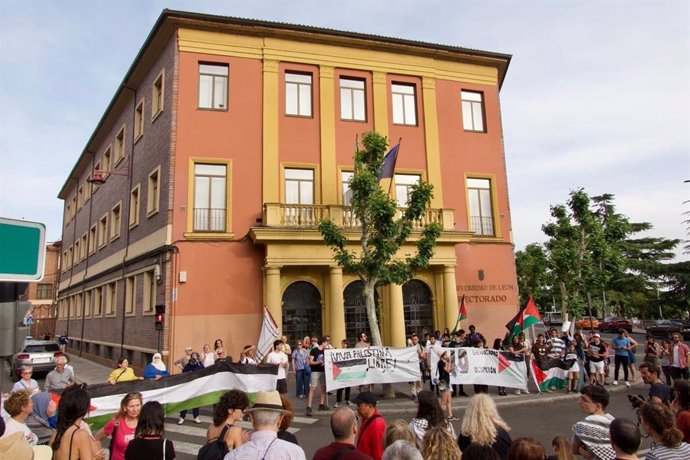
305, 336, 329, 417
240, 344, 258, 364
313, 406, 373, 460
143, 353, 169, 380
352, 391, 387, 460
586, 333, 607, 386
174, 345, 194, 370
224, 390, 306, 459
178, 352, 205, 425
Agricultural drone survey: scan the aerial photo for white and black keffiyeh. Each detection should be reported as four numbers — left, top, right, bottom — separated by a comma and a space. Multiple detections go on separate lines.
572, 413, 616, 460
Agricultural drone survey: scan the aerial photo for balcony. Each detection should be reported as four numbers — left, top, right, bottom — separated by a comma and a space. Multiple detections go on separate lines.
469, 215, 495, 237
193, 208, 227, 232
261, 203, 456, 231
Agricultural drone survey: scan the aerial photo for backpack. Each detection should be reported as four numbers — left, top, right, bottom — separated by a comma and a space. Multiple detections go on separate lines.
197, 424, 230, 460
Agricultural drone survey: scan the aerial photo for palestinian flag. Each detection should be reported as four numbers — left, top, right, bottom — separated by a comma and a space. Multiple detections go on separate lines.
331, 358, 368, 381
72, 361, 277, 431
530, 358, 568, 392
506, 297, 543, 341
451, 295, 468, 333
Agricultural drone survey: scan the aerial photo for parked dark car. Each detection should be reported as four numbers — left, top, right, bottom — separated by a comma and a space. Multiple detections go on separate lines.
599, 317, 633, 333
645, 320, 690, 340
10, 340, 63, 381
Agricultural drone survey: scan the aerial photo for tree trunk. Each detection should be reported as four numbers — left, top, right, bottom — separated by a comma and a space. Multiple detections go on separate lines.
364, 279, 396, 399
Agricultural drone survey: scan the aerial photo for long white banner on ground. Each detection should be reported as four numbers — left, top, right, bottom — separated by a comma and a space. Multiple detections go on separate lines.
429, 347, 528, 390
324, 346, 421, 391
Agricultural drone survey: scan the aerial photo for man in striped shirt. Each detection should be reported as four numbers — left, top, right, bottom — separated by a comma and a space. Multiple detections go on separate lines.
546, 328, 566, 392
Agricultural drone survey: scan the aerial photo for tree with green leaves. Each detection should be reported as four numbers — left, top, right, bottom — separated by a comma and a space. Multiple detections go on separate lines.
318, 131, 442, 348
515, 243, 550, 307
541, 189, 628, 318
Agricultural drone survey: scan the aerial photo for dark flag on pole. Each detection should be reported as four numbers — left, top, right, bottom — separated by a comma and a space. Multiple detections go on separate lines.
377, 143, 400, 180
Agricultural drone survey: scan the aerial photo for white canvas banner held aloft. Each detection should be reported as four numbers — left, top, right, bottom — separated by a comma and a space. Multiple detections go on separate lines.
324, 346, 421, 391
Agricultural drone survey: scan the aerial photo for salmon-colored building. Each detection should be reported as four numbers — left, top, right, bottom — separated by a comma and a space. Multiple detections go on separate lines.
56, 10, 518, 369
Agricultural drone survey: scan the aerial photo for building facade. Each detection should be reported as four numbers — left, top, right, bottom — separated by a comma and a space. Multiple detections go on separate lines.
56, 10, 518, 369
19, 242, 61, 339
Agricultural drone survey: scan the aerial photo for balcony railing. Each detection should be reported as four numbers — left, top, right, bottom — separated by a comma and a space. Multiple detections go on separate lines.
469, 215, 495, 237
262, 203, 455, 231
193, 208, 226, 232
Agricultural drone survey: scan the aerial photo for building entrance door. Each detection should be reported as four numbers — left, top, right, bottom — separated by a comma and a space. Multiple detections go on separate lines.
343, 281, 379, 343
282, 281, 322, 342
403, 280, 434, 338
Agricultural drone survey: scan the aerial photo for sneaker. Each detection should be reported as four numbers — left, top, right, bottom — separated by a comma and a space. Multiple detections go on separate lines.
177, 417, 184, 425
318, 404, 330, 411
306, 406, 312, 417
625, 381, 630, 387
523, 389, 530, 394
334, 402, 340, 408
613, 381, 618, 385
514, 390, 521, 395
194, 417, 201, 424
346, 400, 353, 406
448, 415, 459, 421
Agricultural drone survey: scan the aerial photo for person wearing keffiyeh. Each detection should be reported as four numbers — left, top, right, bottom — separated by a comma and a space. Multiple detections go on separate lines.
571, 385, 615, 460
143, 353, 169, 380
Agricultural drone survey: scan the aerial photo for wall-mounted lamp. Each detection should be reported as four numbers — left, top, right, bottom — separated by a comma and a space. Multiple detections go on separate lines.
87, 156, 130, 184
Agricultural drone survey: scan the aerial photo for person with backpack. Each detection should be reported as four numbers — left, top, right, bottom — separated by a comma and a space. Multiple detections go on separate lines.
124, 401, 175, 460
199, 390, 249, 459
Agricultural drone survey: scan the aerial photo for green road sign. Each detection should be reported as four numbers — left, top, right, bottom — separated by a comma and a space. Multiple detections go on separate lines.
0, 217, 46, 282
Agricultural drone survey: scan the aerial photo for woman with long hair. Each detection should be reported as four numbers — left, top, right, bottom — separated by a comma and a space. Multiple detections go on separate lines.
277, 394, 299, 445
95, 392, 143, 460
409, 390, 455, 449
660, 340, 672, 385
421, 425, 461, 460
49, 386, 93, 460
546, 436, 574, 460
124, 401, 175, 460
205, 389, 249, 451
383, 419, 416, 450
458, 393, 512, 460
671, 380, 690, 442
437, 351, 457, 419
639, 401, 690, 459
508, 438, 546, 460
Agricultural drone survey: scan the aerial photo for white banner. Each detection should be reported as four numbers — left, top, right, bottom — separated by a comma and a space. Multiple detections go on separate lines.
431, 347, 527, 390
324, 346, 421, 391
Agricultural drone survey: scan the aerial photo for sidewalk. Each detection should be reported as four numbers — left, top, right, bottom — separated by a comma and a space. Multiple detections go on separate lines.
66, 354, 644, 416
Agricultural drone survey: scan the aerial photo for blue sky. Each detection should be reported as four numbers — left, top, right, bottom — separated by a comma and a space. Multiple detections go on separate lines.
1, 0, 688, 259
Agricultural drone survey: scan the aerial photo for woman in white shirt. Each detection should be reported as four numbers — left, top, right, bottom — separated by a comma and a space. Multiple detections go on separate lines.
0, 389, 38, 445
11, 366, 39, 395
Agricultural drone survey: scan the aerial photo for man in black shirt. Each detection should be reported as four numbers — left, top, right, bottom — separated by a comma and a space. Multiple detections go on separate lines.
637, 363, 671, 405
306, 336, 329, 416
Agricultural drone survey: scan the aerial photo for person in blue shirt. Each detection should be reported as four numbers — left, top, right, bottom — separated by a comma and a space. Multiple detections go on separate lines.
143, 353, 169, 380
611, 329, 632, 386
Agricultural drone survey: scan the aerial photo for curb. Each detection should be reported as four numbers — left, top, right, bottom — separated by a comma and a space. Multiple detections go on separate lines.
300, 380, 646, 418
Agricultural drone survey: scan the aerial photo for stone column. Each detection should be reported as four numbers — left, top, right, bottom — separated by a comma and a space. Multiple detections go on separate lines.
328, 266, 345, 345
388, 283, 406, 347
265, 266, 282, 333
443, 265, 459, 331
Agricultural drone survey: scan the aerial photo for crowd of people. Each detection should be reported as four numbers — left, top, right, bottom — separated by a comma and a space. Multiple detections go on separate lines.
5, 326, 690, 460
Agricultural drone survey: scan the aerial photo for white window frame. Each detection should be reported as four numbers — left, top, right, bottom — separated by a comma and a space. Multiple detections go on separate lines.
394, 174, 421, 207
193, 163, 227, 232
467, 177, 495, 236
340, 77, 366, 121
284, 168, 315, 205
198, 63, 229, 110
461, 91, 485, 132
391, 83, 417, 126
285, 72, 312, 117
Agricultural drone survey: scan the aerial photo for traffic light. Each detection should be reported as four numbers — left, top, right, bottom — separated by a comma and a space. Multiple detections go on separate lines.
154, 304, 164, 331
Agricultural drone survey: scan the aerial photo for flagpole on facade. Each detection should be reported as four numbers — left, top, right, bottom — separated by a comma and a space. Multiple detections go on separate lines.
387, 137, 402, 196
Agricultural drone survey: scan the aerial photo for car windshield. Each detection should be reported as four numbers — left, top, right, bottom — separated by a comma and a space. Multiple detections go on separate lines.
23, 343, 60, 353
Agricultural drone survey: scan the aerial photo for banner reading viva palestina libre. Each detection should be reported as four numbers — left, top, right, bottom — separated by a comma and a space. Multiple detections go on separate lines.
430, 347, 527, 390
324, 346, 421, 391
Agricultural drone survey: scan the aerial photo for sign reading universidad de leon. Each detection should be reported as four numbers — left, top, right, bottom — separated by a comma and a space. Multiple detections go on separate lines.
0, 217, 46, 282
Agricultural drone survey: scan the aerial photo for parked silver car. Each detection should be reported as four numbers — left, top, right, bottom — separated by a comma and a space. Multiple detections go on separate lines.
10, 340, 63, 381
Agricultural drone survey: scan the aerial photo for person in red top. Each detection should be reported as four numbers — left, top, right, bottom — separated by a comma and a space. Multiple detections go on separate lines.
672, 380, 690, 442
669, 333, 690, 381
313, 406, 373, 460
353, 392, 387, 460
